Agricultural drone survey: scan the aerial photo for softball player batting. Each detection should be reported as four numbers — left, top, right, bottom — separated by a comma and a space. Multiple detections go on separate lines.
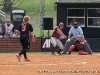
16, 15, 35, 62
50, 22, 67, 55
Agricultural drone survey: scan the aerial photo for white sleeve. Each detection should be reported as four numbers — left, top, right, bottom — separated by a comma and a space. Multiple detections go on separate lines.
68, 27, 73, 35
79, 27, 83, 35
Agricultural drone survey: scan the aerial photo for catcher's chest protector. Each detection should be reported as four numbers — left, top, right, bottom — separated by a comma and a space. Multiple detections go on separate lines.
74, 40, 84, 50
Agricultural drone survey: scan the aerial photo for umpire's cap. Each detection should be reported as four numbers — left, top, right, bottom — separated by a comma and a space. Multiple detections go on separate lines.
74, 22, 79, 25
59, 22, 64, 27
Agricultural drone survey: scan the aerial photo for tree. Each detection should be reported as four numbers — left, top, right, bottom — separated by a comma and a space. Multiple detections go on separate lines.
2, 0, 12, 12
2, 0, 24, 12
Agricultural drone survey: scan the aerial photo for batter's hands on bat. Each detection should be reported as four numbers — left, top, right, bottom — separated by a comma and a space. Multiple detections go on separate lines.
60, 35, 67, 40
64, 36, 67, 39
63, 36, 67, 39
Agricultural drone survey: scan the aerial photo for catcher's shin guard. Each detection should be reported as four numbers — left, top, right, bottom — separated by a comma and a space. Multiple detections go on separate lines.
66, 45, 75, 55
78, 50, 89, 55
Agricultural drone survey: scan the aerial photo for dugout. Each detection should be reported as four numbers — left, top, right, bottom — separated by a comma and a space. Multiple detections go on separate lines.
54, 0, 100, 51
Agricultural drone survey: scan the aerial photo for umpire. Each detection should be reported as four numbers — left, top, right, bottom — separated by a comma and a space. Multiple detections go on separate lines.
16, 15, 35, 62
62, 22, 92, 54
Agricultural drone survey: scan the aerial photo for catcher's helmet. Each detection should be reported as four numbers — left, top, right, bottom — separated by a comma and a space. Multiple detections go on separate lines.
77, 35, 82, 41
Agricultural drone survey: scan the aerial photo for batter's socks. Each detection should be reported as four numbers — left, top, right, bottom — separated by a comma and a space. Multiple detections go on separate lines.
51, 47, 55, 55
51, 47, 55, 53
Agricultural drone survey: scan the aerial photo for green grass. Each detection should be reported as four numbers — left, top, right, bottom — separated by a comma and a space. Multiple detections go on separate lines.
34, 29, 53, 37
0, 0, 56, 37
0, 52, 100, 55
0, 52, 51, 55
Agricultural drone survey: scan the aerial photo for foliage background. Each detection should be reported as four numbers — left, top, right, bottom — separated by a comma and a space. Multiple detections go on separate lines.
0, 0, 57, 37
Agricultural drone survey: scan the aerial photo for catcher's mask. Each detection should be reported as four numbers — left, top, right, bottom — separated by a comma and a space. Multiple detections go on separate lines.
76, 35, 82, 41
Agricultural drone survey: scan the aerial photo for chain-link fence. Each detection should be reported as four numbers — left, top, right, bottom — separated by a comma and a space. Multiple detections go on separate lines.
19, 0, 56, 37
0, 0, 5, 21
9, 0, 56, 37
30, 0, 56, 37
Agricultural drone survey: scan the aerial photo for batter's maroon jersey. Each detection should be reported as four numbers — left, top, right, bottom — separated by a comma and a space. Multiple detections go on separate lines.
52, 26, 60, 39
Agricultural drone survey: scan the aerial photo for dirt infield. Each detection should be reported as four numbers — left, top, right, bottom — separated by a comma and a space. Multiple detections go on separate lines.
0, 52, 100, 75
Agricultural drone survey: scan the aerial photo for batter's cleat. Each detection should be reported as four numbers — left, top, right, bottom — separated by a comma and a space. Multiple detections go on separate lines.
16, 54, 21, 61
51, 52, 56, 56
57, 52, 62, 55
59, 52, 62, 55
24, 59, 30, 62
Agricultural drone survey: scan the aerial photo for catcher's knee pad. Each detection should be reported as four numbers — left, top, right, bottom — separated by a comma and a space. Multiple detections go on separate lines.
67, 45, 75, 54
69, 45, 75, 50
78, 50, 89, 55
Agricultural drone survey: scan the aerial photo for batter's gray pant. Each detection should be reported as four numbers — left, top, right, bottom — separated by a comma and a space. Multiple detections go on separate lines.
50, 37, 63, 50
62, 38, 92, 54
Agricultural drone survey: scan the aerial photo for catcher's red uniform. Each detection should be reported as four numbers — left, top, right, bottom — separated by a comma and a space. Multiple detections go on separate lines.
67, 36, 88, 55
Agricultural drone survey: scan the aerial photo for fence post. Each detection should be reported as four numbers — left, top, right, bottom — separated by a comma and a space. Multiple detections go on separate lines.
40, 0, 44, 37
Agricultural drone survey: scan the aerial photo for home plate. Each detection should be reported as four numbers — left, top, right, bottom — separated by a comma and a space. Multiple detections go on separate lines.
81, 62, 87, 64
